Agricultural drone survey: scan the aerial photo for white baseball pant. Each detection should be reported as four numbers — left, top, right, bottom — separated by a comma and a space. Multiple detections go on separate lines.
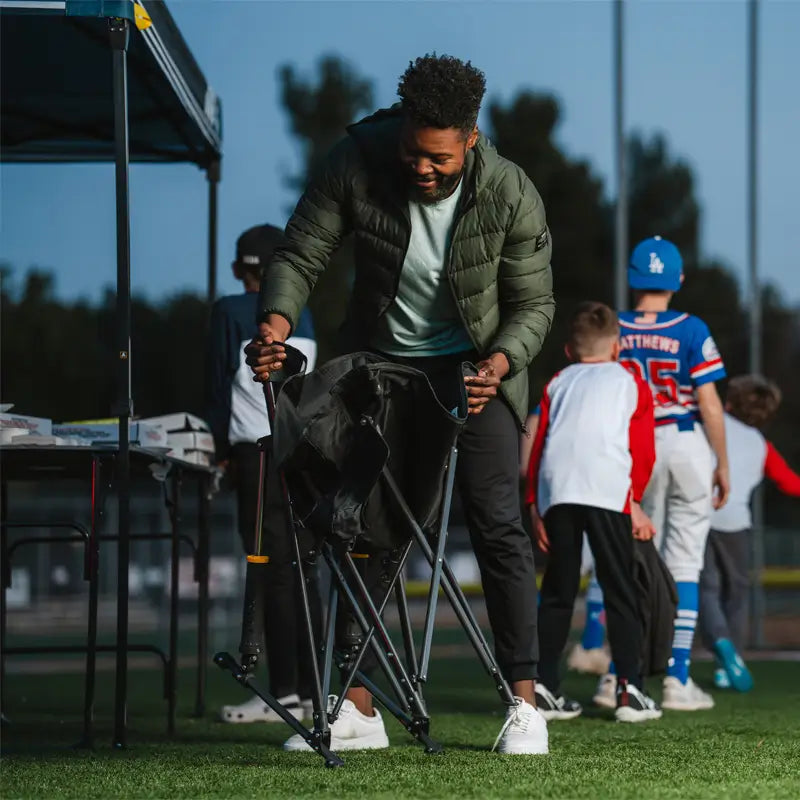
642, 423, 714, 583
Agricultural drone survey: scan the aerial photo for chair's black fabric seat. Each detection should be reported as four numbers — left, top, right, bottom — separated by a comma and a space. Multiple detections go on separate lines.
272, 351, 469, 549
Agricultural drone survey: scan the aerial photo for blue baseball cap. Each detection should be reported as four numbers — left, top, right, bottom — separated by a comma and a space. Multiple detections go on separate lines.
628, 236, 683, 291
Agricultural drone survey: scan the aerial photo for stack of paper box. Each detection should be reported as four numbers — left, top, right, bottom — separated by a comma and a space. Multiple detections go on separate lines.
0, 408, 54, 444
51, 419, 169, 448
139, 413, 215, 466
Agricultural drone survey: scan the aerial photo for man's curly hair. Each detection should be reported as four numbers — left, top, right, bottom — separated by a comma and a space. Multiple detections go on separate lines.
726, 374, 782, 429
397, 54, 486, 135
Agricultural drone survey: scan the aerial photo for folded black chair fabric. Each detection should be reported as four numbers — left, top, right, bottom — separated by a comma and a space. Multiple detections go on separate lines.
272, 351, 470, 549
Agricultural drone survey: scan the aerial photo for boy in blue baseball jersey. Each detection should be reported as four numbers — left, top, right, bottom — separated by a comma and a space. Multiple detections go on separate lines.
594, 236, 730, 712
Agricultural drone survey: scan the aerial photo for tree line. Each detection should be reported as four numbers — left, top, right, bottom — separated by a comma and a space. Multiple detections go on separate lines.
2, 55, 798, 526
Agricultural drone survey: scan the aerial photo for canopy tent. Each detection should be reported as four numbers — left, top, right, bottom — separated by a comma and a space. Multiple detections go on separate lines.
0, 0, 223, 747
0, 0, 222, 298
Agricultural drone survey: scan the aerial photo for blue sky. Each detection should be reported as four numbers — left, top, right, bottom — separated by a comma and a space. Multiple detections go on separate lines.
2, 0, 799, 307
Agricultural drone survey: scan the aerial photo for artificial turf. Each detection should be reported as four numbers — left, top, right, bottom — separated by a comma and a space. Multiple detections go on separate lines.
2, 654, 798, 799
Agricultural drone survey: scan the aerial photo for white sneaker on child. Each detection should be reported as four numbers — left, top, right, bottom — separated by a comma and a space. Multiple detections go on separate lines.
614, 681, 662, 723
661, 677, 715, 711
220, 692, 305, 724
283, 696, 389, 751
492, 697, 549, 754
592, 673, 617, 709
566, 643, 611, 676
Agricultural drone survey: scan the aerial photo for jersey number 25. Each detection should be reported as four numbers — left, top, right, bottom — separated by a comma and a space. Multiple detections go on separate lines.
620, 357, 680, 406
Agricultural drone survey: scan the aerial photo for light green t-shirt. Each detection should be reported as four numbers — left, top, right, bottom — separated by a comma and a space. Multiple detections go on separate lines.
370, 181, 473, 357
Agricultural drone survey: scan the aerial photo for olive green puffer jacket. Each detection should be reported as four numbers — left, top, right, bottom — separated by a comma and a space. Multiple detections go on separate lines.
259, 107, 555, 427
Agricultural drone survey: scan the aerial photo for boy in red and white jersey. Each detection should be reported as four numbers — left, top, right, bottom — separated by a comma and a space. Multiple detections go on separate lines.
526, 302, 661, 723
700, 375, 800, 692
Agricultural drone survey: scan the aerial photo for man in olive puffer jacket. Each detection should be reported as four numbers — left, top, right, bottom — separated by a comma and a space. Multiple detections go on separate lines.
247, 54, 555, 755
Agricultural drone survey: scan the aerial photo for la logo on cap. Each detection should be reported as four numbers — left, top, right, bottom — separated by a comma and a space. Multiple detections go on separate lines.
648, 252, 665, 274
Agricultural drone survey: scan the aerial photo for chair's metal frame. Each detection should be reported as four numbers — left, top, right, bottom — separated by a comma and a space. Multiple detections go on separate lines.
215, 370, 515, 768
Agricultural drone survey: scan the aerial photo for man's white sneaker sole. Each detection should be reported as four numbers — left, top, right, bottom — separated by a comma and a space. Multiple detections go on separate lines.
537, 707, 582, 722
496, 739, 549, 755
283, 730, 389, 752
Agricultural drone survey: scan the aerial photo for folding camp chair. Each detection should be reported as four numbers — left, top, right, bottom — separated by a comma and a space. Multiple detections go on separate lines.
215, 347, 516, 767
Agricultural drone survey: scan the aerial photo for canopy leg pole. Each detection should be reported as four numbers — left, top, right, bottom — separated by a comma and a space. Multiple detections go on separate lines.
206, 159, 220, 304
109, 15, 132, 750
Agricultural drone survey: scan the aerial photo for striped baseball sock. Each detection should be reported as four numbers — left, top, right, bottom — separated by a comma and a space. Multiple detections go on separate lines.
667, 581, 699, 684
581, 576, 606, 651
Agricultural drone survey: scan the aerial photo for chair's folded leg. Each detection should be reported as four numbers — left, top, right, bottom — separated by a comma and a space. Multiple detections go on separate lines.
213, 652, 344, 767
419, 445, 458, 684
215, 382, 343, 768
434, 551, 516, 706
263, 381, 333, 743
323, 545, 415, 714
380, 466, 516, 706
320, 575, 338, 702
395, 572, 420, 687
328, 542, 414, 707
351, 668, 443, 755
323, 544, 441, 752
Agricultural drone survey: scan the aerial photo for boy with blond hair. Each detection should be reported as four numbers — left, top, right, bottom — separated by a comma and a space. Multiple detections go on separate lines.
527, 302, 661, 723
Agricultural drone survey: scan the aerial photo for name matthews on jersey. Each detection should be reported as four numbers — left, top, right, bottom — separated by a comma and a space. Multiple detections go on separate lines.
619, 333, 680, 355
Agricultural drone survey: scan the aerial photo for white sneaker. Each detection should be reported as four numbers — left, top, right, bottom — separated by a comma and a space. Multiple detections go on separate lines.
614, 681, 662, 723
592, 673, 617, 709
534, 684, 583, 721
492, 697, 549, 755
283, 696, 389, 752
566, 643, 611, 676
662, 677, 715, 711
220, 692, 305, 724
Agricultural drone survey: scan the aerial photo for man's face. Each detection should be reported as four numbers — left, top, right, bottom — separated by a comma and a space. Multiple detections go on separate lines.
399, 121, 478, 204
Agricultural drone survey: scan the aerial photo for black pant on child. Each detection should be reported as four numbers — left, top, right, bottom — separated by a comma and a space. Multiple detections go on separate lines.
538, 503, 642, 692
699, 528, 750, 652
231, 442, 321, 700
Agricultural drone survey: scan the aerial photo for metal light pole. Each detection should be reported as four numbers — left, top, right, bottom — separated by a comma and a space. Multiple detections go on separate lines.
614, 0, 628, 310
747, 0, 765, 649
109, 14, 132, 748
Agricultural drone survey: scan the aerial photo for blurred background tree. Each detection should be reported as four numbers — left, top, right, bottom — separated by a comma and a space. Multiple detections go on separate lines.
278, 54, 373, 363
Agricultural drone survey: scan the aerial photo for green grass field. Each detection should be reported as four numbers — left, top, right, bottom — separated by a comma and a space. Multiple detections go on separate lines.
2, 655, 799, 799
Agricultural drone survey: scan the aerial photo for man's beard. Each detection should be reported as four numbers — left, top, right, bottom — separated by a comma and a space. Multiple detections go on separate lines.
407, 168, 464, 204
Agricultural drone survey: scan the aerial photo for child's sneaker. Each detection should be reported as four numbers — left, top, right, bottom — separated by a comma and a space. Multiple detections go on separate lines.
534, 684, 583, 721
592, 673, 617, 709
220, 692, 305, 724
614, 680, 662, 723
662, 677, 714, 711
713, 638, 753, 692
566, 643, 611, 675
713, 668, 731, 689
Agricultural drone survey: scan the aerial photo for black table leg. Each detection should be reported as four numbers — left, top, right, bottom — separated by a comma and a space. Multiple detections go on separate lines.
80, 455, 104, 747
167, 469, 182, 735
194, 476, 210, 717
1, 480, 8, 724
